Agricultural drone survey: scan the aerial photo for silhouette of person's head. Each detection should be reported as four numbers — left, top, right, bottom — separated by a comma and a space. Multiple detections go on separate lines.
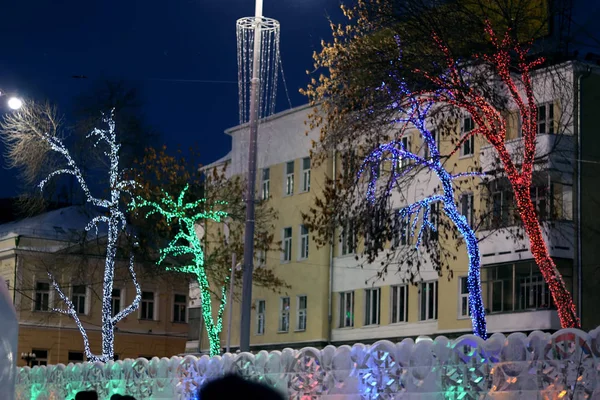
199, 374, 284, 400
75, 391, 98, 400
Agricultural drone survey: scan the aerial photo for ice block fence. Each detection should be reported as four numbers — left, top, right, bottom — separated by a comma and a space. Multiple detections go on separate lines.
11, 326, 600, 399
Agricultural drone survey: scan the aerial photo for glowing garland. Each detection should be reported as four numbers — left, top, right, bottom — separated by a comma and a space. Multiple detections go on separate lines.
413, 23, 579, 328
130, 184, 228, 356
358, 80, 487, 338
39, 111, 140, 362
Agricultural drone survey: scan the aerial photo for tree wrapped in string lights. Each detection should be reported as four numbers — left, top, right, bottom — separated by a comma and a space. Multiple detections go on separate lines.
130, 185, 228, 356
411, 23, 579, 328
0, 106, 141, 362
358, 74, 487, 338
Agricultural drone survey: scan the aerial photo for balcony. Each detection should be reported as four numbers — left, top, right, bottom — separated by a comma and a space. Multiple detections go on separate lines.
478, 220, 574, 264
479, 134, 575, 175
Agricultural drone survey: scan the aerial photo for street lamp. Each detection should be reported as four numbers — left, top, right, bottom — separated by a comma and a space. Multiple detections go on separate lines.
7, 97, 23, 110
21, 352, 36, 367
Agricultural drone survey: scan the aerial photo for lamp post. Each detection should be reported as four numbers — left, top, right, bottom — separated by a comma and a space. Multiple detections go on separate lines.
239, 0, 263, 353
21, 352, 36, 367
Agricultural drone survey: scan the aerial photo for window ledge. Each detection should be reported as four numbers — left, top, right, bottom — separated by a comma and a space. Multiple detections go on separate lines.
280, 260, 291, 265
336, 326, 354, 330
389, 321, 408, 326
418, 319, 438, 323
459, 154, 475, 160
294, 329, 306, 333
362, 324, 380, 329
277, 330, 289, 334
457, 315, 471, 320
254, 333, 264, 336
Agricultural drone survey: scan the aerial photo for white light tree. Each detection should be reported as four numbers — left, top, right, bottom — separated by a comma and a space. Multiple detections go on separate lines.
0, 103, 140, 362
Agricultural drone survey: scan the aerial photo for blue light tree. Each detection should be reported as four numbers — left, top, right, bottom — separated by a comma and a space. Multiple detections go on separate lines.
358, 82, 487, 338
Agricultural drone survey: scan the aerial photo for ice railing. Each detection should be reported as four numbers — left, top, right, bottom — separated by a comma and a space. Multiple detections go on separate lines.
15, 328, 600, 400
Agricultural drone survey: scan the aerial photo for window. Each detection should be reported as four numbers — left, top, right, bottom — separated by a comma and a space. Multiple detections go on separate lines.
460, 116, 475, 157
392, 210, 401, 248
400, 219, 411, 246
423, 130, 439, 160
111, 288, 121, 317
255, 249, 266, 267
459, 277, 470, 318
279, 297, 290, 332
391, 285, 408, 323
396, 136, 412, 170
341, 151, 357, 182
285, 161, 294, 196
537, 103, 554, 134
364, 288, 381, 326
486, 262, 553, 313
71, 285, 86, 314
341, 220, 357, 255
296, 295, 307, 331
34, 282, 50, 311
301, 157, 311, 192
282, 227, 292, 262
140, 291, 155, 320
491, 190, 513, 228
531, 186, 548, 221
460, 193, 474, 228
173, 294, 187, 323
261, 168, 270, 200
4, 280, 8, 290
551, 183, 573, 221
31, 349, 48, 366
68, 351, 84, 364
339, 291, 354, 328
299, 225, 309, 260
419, 281, 438, 321
256, 300, 265, 335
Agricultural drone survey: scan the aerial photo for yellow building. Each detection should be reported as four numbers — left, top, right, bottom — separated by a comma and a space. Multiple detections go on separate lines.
0, 205, 189, 366
192, 61, 600, 353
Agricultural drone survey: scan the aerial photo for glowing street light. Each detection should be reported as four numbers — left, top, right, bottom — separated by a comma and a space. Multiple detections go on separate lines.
7, 97, 22, 110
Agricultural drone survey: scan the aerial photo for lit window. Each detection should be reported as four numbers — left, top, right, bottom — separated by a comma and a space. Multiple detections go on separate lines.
285, 161, 294, 196
364, 288, 381, 326
339, 291, 354, 328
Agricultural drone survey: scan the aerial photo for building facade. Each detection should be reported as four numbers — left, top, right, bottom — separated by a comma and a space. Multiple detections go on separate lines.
0, 206, 189, 366
192, 61, 600, 353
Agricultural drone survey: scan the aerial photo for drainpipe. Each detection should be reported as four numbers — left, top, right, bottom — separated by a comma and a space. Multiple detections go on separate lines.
327, 150, 337, 344
576, 66, 591, 322
13, 235, 19, 305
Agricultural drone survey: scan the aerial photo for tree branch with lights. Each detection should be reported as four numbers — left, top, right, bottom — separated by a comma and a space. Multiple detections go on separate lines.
130, 184, 228, 356
0, 105, 141, 362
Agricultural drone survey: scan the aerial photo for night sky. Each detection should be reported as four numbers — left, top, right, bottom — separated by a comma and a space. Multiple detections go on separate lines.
0, 0, 344, 198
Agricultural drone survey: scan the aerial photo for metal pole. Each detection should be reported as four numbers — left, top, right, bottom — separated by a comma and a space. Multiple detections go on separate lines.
240, 0, 263, 352
226, 253, 236, 353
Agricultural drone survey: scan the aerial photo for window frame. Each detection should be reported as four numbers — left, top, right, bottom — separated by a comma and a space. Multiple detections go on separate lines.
284, 161, 295, 196
255, 299, 266, 335
301, 157, 311, 192
34, 281, 51, 312
67, 351, 84, 364
419, 280, 438, 321
390, 285, 408, 324
71, 284, 87, 315
111, 288, 122, 317
460, 193, 474, 228
282, 227, 292, 262
537, 102, 555, 135
364, 288, 381, 326
460, 116, 476, 157
299, 225, 309, 260
173, 293, 187, 323
458, 277, 471, 319
261, 168, 270, 200
31, 349, 48, 366
339, 291, 354, 328
340, 220, 357, 256
140, 291, 155, 320
278, 296, 290, 332
296, 295, 307, 331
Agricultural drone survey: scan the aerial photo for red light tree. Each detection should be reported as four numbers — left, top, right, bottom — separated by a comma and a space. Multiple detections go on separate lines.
415, 23, 579, 328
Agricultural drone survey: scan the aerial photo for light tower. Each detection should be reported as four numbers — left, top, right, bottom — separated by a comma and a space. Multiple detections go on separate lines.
236, 1, 280, 352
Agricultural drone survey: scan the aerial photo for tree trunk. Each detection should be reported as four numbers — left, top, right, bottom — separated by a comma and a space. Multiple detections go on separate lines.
100, 212, 119, 361
513, 184, 579, 328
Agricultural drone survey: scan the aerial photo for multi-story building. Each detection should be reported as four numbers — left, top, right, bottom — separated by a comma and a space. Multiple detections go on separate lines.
194, 61, 600, 353
0, 205, 189, 366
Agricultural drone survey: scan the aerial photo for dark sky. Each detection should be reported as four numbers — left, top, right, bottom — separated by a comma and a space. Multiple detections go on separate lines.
0, 0, 344, 197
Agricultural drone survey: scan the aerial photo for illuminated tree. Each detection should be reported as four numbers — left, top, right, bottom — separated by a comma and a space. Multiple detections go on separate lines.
359, 77, 487, 337
131, 185, 228, 356
0, 104, 140, 362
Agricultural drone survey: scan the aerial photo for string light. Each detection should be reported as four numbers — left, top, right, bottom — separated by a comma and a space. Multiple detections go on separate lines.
41, 111, 140, 362
414, 23, 579, 328
358, 79, 487, 338
130, 184, 229, 356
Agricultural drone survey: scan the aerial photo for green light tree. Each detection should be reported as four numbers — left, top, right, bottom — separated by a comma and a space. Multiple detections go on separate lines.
130, 184, 228, 356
